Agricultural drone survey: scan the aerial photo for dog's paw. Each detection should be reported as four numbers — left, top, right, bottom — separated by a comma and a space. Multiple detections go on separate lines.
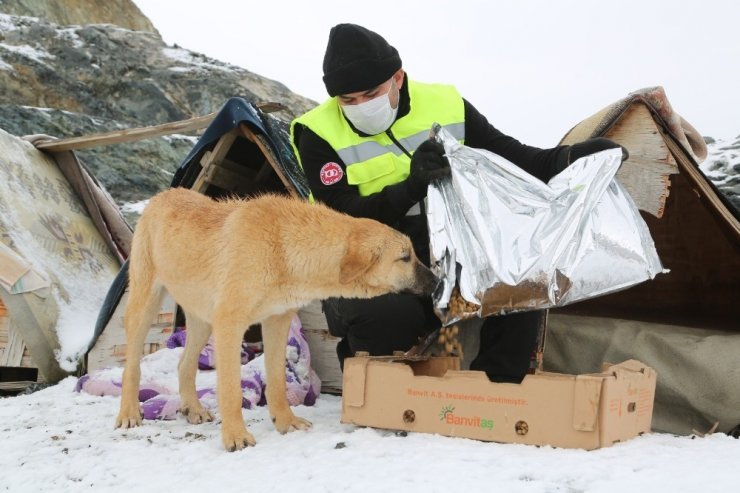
179, 402, 214, 425
115, 406, 143, 429
221, 427, 256, 452
272, 413, 312, 434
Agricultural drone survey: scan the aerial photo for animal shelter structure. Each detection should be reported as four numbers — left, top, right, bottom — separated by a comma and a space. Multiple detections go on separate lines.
88, 98, 309, 374
4, 88, 738, 437
546, 87, 740, 435
0, 128, 130, 390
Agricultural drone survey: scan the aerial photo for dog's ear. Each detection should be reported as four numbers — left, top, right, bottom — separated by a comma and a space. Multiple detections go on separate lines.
339, 230, 382, 284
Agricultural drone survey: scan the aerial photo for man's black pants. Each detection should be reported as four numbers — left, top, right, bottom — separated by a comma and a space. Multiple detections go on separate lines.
323, 293, 542, 383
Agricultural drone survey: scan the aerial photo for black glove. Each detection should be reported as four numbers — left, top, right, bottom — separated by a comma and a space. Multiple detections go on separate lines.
568, 137, 629, 166
406, 139, 450, 200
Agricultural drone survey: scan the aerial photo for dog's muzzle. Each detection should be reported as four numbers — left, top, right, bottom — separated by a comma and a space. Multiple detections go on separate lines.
410, 262, 439, 296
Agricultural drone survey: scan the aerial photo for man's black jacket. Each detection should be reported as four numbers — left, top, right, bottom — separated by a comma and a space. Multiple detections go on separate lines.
294, 74, 570, 262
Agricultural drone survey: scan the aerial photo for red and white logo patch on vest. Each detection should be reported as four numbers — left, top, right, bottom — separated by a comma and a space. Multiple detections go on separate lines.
319, 162, 343, 185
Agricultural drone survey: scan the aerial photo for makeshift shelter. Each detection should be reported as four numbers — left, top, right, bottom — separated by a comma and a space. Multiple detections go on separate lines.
545, 87, 740, 435
0, 127, 131, 391
86, 98, 321, 374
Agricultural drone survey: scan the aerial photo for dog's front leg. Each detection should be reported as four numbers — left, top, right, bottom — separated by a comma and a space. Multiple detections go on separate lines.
262, 311, 312, 434
212, 317, 255, 451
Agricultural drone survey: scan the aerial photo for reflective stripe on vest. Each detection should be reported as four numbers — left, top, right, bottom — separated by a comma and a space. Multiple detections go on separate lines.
336, 123, 465, 166
290, 80, 465, 199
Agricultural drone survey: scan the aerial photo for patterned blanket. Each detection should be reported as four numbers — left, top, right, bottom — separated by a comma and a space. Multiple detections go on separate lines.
75, 315, 322, 419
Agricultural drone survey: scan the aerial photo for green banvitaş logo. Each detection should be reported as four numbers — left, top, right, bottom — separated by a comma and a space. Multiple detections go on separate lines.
439, 405, 455, 421
439, 404, 494, 430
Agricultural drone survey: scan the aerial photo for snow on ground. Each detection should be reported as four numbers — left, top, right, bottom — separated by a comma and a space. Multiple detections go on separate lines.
1, 376, 738, 493
120, 199, 149, 215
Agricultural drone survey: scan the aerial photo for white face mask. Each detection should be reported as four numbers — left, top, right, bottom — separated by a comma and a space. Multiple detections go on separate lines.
340, 80, 399, 135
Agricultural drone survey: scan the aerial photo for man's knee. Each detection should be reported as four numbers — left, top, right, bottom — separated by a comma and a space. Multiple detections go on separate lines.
329, 294, 433, 361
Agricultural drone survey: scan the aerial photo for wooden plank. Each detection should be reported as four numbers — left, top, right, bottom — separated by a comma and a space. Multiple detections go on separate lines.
238, 123, 300, 197
35, 113, 218, 152
220, 156, 254, 174
1, 323, 25, 367
33, 101, 288, 153
256, 102, 288, 114
253, 158, 275, 183
206, 164, 258, 192
0, 381, 36, 392
20, 350, 34, 368
190, 152, 212, 193
604, 104, 678, 218
203, 130, 238, 165
659, 128, 740, 241
192, 130, 238, 193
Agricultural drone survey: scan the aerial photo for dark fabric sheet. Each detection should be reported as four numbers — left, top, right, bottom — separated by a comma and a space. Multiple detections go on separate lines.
172, 97, 309, 197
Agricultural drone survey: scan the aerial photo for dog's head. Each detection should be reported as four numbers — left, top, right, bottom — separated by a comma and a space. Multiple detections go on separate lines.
339, 220, 438, 298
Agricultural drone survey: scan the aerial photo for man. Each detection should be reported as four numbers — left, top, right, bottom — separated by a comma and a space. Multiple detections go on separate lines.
290, 23, 625, 383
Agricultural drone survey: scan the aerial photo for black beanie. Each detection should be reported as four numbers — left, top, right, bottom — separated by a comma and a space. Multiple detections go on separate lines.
322, 24, 402, 97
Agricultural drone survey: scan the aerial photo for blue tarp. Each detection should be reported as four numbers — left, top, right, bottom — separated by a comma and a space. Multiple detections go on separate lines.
172, 96, 308, 196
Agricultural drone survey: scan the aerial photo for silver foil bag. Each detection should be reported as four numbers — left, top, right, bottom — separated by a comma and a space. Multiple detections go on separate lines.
427, 127, 664, 324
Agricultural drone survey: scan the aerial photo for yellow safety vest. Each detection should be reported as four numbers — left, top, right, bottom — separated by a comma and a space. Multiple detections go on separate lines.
290, 80, 465, 200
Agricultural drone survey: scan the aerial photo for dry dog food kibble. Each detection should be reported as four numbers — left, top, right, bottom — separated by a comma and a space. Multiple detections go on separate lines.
437, 324, 463, 361
447, 285, 480, 321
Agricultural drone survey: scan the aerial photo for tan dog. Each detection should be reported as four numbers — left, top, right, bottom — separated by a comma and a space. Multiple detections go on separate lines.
115, 188, 437, 451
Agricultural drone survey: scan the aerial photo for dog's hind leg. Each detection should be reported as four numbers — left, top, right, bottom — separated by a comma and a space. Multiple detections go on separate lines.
212, 311, 255, 451
178, 312, 214, 424
262, 311, 312, 434
115, 275, 164, 429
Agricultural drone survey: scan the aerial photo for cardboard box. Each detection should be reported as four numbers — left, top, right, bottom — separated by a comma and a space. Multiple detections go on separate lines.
341, 356, 656, 450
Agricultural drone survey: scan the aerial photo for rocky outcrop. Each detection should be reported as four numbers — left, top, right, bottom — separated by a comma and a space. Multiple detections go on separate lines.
0, 0, 158, 34
0, 7, 316, 207
701, 136, 740, 212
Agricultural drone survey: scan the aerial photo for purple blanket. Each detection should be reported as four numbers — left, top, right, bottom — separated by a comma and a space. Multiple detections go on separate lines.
76, 315, 322, 420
